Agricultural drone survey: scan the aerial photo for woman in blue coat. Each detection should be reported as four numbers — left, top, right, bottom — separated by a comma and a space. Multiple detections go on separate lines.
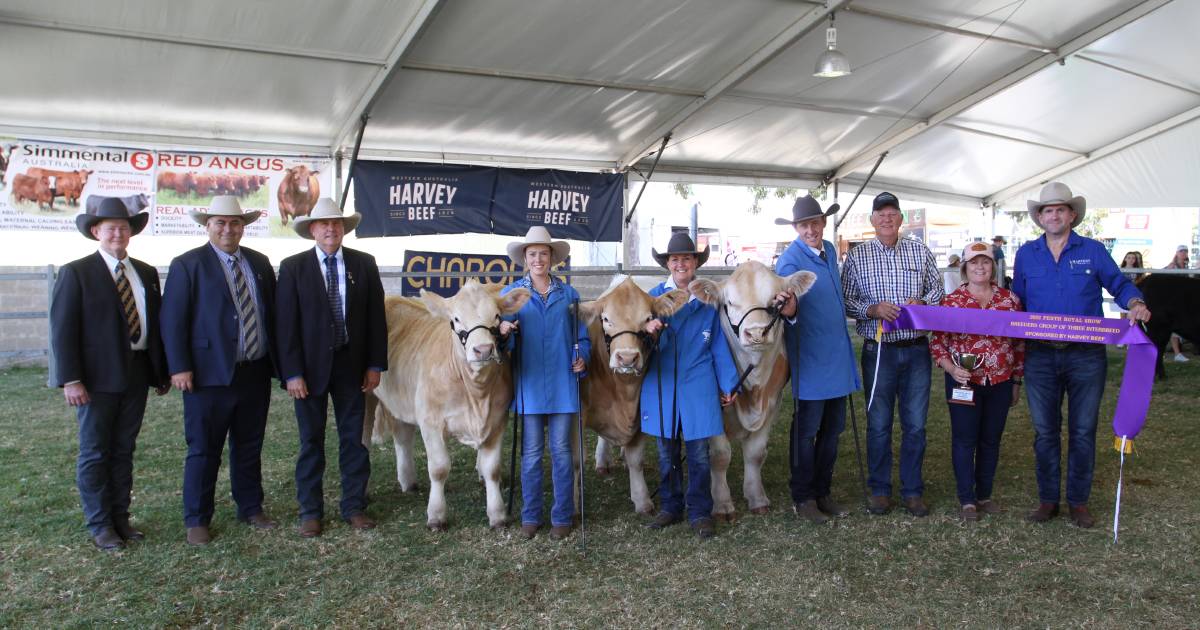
498, 227, 589, 541
640, 233, 739, 539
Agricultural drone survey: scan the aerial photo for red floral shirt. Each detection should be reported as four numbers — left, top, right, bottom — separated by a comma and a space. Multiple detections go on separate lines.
929, 284, 1025, 385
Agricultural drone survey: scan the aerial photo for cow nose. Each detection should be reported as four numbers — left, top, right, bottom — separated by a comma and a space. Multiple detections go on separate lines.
472, 343, 495, 360
746, 328, 765, 344
615, 350, 639, 367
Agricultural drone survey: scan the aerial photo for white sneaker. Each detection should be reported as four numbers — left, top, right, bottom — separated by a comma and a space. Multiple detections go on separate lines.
1174, 353, 1189, 363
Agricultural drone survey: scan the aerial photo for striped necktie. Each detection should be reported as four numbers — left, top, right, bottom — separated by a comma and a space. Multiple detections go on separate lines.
115, 262, 140, 344
230, 256, 260, 359
325, 255, 348, 348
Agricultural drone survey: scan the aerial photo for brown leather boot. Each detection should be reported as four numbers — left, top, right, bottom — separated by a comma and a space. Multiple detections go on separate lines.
793, 500, 830, 524
902, 496, 930, 517
348, 514, 377, 530
298, 519, 322, 538
690, 518, 716, 540
1026, 502, 1060, 523
112, 516, 145, 541
520, 523, 539, 539
645, 512, 683, 530
92, 527, 125, 551
186, 526, 211, 546
959, 503, 980, 523
816, 496, 850, 517
867, 495, 893, 515
549, 524, 572, 540
240, 513, 279, 530
976, 499, 1002, 515
1069, 504, 1095, 529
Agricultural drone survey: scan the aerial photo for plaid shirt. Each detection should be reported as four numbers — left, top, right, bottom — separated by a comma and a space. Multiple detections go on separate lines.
841, 236, 944, 342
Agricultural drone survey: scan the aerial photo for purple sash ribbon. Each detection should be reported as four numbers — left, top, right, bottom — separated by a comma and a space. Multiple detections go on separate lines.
883, 305, 1156, 439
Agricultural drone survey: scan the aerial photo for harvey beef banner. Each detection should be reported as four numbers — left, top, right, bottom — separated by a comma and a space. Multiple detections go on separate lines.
354, 161, 624, 242
402, 249, 570, 297
0, 138, 331, 237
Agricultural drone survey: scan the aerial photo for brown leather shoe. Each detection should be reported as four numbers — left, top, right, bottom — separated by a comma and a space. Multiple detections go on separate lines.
1069, 504, 1095, 529
645, 511, 683, 529
1026, 502, 1060, 523
960, 503, 980, 522
186, 526, 211, 546
520, 523, 539, 539
691, 518, 716, 540
793, 500, 830, 524
241, 513, 279, 530
348, 513, 377, 530
816, 496, 850, 517
549, 524, 572, 540
112, 516, 145, 541
903, 496, 930, 517
92, 527, 125, 551
298, 519, 322, 538
976, 499, 1002, 515
868, 495, 893, 515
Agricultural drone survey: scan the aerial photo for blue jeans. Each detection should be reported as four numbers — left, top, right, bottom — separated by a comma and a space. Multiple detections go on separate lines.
945, 375, 1012, 505
788, 397, 845, 504
861, 339, 931, 498
656, 436, 713, 523
520, 413, 575, 527
1024, 344, 1106, 506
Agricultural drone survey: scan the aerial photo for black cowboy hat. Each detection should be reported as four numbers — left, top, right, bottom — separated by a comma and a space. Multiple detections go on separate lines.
774, 195, 840, 225
652, 232, 710, 269
76, 196, 149, 240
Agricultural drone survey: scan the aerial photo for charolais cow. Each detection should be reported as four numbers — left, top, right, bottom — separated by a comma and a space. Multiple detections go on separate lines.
690, 260, 816, 519
1139, 274, 1200, 379
277, 166, 320, 225
577, 276, 689, 514
364, 281, 531, 530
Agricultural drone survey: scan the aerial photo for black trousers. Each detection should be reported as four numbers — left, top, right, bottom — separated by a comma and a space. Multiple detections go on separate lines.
294, 349, 371, 521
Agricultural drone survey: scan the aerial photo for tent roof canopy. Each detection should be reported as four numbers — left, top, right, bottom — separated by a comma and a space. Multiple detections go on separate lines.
2, 0, 1197, 208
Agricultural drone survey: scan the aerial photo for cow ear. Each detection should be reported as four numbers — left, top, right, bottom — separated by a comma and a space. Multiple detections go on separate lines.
785, 270, 818, 299
419, 289, 450, 318
688, 278, 722, 306
577, 299, 602, 325
653, 289, 690, 316
498, 287, 531, 315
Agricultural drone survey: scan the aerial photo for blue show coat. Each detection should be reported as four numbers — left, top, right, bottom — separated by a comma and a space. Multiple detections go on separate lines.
502, 276, 591, 414
776, 238, 861, 401
640, 281, 740, 441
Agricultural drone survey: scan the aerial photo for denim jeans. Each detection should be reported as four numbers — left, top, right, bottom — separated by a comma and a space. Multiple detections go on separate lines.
656, 436, 713, 523
944, 375, 1012, 505
861, 339, 931, 498
520, 413, 575, 527
1024, 344, 1106, 506
788, 397, 846, 504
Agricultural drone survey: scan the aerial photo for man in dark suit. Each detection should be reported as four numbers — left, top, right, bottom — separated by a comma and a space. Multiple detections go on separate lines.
276, 198, 387, 538
50, 197, 170, 551
161, 196, 280, 546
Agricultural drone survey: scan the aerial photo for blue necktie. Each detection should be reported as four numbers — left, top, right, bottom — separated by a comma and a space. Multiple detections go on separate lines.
325, 255, 348, 348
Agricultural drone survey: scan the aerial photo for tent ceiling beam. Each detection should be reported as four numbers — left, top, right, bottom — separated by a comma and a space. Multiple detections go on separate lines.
329, 0, 444, 153
616, 0, 850, 169
356, 147, 618, 171
400, 61, 706, 97
942, 123, 1085, 155
0, 15, 385, 65
1073, 54, 1200, 98
721, 93, 925, 120
0, 123, 331, 156
842, 5, 1055, 54
830, 0, 1174, 182
983, 103, 1200, 206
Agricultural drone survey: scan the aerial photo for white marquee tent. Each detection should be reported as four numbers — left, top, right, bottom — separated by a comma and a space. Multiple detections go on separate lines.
2, 0, 1198, 212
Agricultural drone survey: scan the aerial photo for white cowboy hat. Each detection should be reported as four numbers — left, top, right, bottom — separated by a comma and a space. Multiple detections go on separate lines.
293, 197, 361, 239
1027, 181, 1085, 229
187, 195, 262, 226
506, 226, 570, 266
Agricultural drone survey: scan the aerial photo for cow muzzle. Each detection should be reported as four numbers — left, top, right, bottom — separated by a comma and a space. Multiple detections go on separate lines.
610, 349, 642, 375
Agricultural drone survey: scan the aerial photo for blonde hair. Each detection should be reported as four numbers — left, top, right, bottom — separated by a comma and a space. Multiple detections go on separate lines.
960, 254, 995, 283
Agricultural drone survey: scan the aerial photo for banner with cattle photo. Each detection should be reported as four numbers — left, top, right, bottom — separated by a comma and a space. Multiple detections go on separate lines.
0, 139, 155, 232
152, 151, 332, 238
401, 249, 570, 297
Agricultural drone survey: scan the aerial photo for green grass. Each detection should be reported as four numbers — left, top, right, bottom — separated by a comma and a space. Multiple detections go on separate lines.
1, 343, 1198, 627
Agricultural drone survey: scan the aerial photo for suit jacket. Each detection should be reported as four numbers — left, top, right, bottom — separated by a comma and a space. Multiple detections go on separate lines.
276, 246, 387, 394
50, 252, 168, 392
160, 244, 278, 388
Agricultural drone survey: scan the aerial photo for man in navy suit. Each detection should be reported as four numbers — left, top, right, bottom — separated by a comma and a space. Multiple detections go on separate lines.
276, 198, 387, 538
51, 197, 170, 551
161, 196, 279, 546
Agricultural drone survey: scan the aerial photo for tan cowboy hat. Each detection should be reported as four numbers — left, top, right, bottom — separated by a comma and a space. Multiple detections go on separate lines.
187, 195, 262, 226
293, 197, 361, 239
1027, 181, 1085, 229
506, 226, 570, 266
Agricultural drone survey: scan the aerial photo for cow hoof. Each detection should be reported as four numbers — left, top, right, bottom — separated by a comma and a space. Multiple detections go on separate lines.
714, 512, 738, 523
489, 521, 508, 531
636, 505, 655, 516
595, 466, 611, 477
400, 484, 423, 494
427, 521, 448, 532
750, 506, 770, 516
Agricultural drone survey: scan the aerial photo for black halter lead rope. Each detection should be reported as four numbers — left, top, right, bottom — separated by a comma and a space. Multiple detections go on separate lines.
723, 299, 785, 340
450, 321, 505, 348
602, 329, 656, 355
506, 327, 522, 518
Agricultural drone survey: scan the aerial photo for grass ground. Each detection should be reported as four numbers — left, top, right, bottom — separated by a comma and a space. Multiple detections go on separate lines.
1, 344, 1197, 628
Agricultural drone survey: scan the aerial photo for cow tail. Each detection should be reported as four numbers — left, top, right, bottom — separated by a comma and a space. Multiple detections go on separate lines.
362, 392, 380, 447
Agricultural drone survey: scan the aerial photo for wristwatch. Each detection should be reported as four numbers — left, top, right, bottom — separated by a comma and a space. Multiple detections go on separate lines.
1127, 298, 1146, 309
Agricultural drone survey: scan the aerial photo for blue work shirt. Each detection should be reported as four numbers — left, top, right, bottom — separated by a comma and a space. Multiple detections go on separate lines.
502, 276, 590, 415
640, 281, 739, 441
1012, 231, 1142, 316
776, 238, 861, 401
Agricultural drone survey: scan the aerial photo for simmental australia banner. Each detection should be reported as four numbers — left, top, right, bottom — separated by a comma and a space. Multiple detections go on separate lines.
354, 161, 624, 242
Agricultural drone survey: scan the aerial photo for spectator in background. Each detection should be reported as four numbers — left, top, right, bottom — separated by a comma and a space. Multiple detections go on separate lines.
992, 236, 1008, 286
943, 254, 962, 295
1161, 246, 1191, 362
1120, 251, 1146, 284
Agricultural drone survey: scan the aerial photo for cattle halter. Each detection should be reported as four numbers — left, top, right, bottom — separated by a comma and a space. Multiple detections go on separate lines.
450, 321, 505, 349
723, 299, 784, 340
602, 329, 656, 355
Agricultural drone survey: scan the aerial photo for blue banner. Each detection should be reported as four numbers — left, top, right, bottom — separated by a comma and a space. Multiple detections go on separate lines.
402, 249, 570, 297
354, 161, 624, 241
490, 168, 624, 241
354, 161, 495, 237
